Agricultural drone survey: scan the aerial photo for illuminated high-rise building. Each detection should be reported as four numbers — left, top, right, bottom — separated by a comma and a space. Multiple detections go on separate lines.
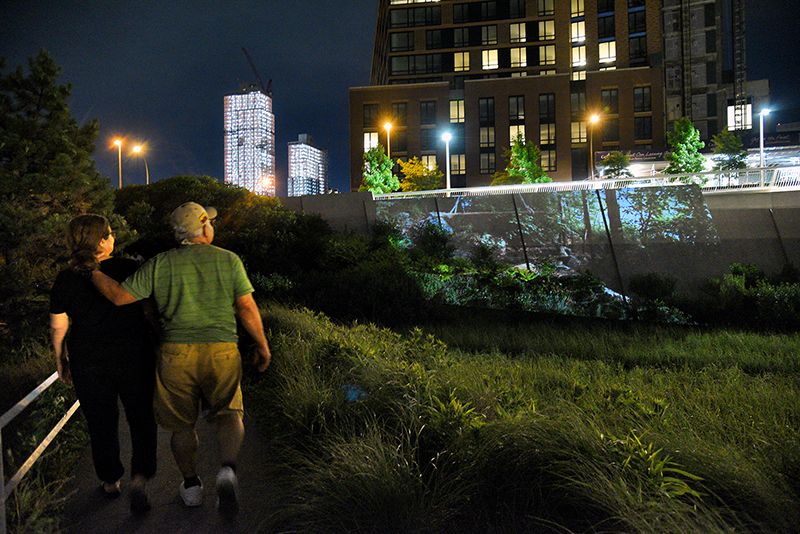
224, 85, 276, 196
350, 0, 746, 189
288, 134, 329, 196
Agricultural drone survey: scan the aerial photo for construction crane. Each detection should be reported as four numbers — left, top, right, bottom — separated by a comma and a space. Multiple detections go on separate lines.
241, 47, 272, 96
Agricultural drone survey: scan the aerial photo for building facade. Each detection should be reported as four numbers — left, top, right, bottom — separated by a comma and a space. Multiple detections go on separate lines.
224, 86, 276, 196
350, 0, 743, 190
288, 134, 329, 196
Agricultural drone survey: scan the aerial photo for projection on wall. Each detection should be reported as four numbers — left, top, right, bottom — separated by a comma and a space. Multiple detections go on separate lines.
375, 186, 718, 290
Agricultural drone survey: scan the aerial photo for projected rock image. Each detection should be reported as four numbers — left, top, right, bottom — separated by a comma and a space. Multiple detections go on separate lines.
375, 186, 718, 286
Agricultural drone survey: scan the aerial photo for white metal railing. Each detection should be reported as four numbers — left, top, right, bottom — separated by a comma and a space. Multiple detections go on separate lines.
0, 372, 80, 534
372, 166, 800, 200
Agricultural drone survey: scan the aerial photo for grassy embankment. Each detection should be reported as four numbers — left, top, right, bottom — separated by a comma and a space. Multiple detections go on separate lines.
245, 304, 800, 533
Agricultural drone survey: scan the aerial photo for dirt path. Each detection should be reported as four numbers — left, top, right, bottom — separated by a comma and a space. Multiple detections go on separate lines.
61, 411, 273, 533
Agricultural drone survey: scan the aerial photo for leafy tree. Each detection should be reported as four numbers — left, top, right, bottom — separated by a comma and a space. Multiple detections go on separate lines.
0, 51, 114, 329
599, 151, 633, 179
491, 134, 552, 185
711, 130, 747, 171
397, 156, 443, 192
664, 117, 706, 182
359, 145, 398, 194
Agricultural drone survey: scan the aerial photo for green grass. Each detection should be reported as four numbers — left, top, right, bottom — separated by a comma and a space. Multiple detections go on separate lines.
0, 338, 88, 534
245, 304, 800, 533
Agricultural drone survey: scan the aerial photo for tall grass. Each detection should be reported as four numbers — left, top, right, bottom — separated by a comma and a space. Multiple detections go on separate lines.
245, 304, 800, 532
0, 338, 88, 533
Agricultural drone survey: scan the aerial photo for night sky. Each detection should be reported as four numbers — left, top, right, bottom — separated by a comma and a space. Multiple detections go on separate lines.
1, 1, 797, 194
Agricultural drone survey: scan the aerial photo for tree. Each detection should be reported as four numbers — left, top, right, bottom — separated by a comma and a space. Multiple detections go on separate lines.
664, 117, 706, 182
599, 151, 633, 179
711, 130, 747, 171
491, 133, 552, 185
0, 51, 115, 327
397, 156, 443, 192
359, 145, 398, 194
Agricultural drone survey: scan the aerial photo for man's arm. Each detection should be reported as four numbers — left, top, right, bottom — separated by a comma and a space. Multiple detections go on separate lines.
234, 293, 271, 372
50, 313, 71, 384
91, 270, 139, 306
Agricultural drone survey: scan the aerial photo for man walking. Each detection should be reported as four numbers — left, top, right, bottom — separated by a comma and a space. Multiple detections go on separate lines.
92, 201, 271, 514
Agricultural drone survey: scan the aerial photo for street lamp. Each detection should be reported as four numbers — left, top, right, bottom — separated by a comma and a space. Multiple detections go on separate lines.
384, 122, 393, 159
112, 138, 123, 189
759, 108, 771, 186
132, 144, 150, 185
588, 114, 601, 180
441, 131, 452, 192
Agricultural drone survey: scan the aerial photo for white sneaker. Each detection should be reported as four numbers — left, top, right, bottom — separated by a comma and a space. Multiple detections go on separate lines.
179, 479, 203, 507
215, 467, 239, 514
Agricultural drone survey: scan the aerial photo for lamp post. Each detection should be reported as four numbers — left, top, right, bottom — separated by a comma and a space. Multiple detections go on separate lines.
132, 144, 150, 185
759, 108, 771, 186
442, 132, 452, 193
112, 139, 123, 189
588, 114, 600, 180
384, 122, 393, 159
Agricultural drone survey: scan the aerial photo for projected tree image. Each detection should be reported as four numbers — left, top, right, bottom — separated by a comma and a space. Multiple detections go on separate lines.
375, 185, 718, 285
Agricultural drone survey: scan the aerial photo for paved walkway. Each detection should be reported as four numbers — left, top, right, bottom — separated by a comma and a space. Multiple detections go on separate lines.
61, 410, 273, 533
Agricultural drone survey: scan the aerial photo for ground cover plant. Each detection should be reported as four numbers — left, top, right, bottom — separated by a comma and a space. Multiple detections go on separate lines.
245, 304, 800, 533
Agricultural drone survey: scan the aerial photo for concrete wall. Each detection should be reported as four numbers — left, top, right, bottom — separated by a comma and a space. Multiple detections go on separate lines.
283, 189, 800, 294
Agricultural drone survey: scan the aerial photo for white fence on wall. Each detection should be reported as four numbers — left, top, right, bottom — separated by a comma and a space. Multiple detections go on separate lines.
372, 166, 800, 200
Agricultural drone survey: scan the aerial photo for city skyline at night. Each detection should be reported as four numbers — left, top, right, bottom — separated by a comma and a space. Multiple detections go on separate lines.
0, 1, 797, 194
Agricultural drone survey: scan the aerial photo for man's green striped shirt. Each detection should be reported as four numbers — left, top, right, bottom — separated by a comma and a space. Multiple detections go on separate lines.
122, 244, 254, 343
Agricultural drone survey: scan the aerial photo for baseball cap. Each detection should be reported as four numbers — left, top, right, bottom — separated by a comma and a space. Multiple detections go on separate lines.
170, 202, 218, 236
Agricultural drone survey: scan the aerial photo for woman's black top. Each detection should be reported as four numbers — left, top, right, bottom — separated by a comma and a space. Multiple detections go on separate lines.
50, 257, 152, 367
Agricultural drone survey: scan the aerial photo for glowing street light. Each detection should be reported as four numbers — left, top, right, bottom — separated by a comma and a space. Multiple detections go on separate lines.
111, 138, 123, 189
588, 114, 601, 180
759, 108, 771, 173
131, 144, 150, 185
441, 131, 452, 193
384, 122, 393, 159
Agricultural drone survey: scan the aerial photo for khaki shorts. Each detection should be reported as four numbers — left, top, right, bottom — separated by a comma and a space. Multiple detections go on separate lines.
154, 342, 244, 431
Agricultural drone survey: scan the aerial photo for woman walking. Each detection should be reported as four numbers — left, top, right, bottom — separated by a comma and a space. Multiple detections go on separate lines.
49, 214, 157, 514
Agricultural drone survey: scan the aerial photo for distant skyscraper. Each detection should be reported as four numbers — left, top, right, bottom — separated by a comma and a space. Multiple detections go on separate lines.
223, 85, 276, 196
288, 134, 329, 196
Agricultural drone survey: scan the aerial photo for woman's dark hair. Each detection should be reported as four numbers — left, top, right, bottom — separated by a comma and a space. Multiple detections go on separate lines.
67, 214, 109, 272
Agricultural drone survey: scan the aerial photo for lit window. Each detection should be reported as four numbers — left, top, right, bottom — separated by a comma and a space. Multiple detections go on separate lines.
571, 121, 587, 143
541, 150, 556, 172
479, 126, 496, 148
363, 132, 378, 152
538, 0, 554, 16
571, 70, 586, 81
511, 71, 528, 77
538, 20, 555, 41
511, 47, 527, 67
510, 23, 526, 43
509, 125, 525, 143
539, 45, 555, 66
449, 99, 465, 123
599, 41, 616, 64
570, 21, 585, 43
571, 45, 586, 67
451, 154, 466, 174
454, 52, 470, 72
481, 25, 498, 45
421, 154, 437, 170
540, 69, 556, 75
571, 0, 584, 17
540, 123, 556, 145
482, 49, 499, 70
